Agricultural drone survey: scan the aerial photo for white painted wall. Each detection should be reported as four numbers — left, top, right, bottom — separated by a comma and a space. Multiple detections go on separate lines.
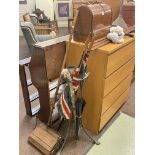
19, 0, 36, 36
36, 0, 54, 21
19, 0, 54, 36
54, 0, 73, 27
19, 0, 71, 35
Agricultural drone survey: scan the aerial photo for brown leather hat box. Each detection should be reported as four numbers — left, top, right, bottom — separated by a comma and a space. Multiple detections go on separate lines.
73, 0, 121, 42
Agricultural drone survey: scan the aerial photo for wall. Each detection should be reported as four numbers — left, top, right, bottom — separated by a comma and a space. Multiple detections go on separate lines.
19, 0, 55, 36
19, 0, 72, 35
54, 0, 73, 27
19, 0, 36, 36
36, 0, 54, 21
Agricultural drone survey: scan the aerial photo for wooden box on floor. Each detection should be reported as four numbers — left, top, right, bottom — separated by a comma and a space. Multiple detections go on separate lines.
66, 36, 135, 134
28, 124, 63, 155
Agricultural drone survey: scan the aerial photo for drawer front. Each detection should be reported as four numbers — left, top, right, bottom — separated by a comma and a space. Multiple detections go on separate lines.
101, 73, 132, 115
99, 88, 130, 131
106, 41, 135, 77
103, 58, 134, 97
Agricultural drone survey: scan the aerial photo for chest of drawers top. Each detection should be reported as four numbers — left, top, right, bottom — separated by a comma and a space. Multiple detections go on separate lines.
71, 36, 134, 54
98, 36, 134, 55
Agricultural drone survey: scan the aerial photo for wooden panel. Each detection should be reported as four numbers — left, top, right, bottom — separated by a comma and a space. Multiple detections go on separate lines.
19, 64, 32, 116
45, 42, 66, 81
101, 73, 132, 115
103, 58, 134, 96
35, 35, 69, 48
81, 69, 106, 134
66, 41, 107, 103
67, 41, 105, 134
106, 41, 134, 76
83, 73, 132, 134
99, 88, 130, 131
66, 41, 85, 67
80, 51, 107, 134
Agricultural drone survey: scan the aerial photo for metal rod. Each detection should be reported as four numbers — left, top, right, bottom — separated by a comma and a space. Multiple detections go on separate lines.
81, 123, 100, 145
57, 119, 71, 155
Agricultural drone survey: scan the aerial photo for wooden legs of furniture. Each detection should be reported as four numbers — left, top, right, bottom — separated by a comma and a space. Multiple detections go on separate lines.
19, 57, 40, 116
19, 57, 61, 119
19, 61, 31, 116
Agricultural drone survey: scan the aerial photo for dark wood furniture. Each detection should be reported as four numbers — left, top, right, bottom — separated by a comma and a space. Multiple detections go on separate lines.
33, 8, 59, 34
34, 22, 58, 35
28, 39, 67, 123
23, 13, 59, 35
19, 57, 34, 116
122, 2, 135, 27
19, 57, 61, 116
20, 36, 69, 120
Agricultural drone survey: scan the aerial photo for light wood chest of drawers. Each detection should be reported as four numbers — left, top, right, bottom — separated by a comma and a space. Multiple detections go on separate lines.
66, 36, 135, 134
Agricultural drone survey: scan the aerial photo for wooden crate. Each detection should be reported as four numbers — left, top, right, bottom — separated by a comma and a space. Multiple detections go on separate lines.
28, 124, 63, 155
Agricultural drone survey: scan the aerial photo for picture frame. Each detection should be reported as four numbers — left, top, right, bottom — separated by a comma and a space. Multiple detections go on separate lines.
58, 3, 69, 17
54, 1, 73, 21
19, 0, 27, 4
